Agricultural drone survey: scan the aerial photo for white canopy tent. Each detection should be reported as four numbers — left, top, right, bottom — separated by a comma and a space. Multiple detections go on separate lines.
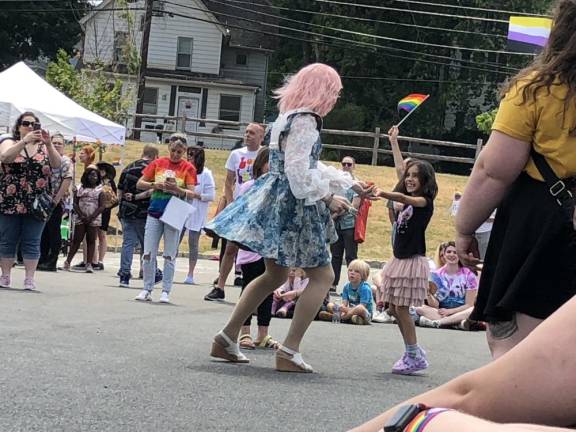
0, 62, 126, 145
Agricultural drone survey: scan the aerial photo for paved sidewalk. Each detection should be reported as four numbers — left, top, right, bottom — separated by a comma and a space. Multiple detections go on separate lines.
0, 253, 490, 432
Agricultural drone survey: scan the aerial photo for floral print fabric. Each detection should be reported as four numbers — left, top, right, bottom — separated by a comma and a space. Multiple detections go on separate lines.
205, 112, 338, 268
0, 145, 51, 215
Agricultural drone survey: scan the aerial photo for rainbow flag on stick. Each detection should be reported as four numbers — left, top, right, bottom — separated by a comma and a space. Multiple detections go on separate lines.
507, 17, 552, 54
396, 93, 430, 126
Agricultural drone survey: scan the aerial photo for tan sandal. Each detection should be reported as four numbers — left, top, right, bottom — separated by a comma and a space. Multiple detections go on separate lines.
275, 345, 313, 373
255, 335, 279, 350
210, 331, 250, 363
239, 334, 256, 350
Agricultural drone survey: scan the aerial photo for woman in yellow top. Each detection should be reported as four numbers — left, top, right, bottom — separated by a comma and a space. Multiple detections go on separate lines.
456, 0, 576, 360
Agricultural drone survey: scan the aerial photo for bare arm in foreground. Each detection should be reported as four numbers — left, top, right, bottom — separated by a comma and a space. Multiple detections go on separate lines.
349, 294, 576, 431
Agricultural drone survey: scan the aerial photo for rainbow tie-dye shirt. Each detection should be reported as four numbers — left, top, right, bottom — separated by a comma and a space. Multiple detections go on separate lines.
141, 157, 197, 218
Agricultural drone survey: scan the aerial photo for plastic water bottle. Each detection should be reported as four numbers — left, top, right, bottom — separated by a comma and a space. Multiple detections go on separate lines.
332, 303, 341, 324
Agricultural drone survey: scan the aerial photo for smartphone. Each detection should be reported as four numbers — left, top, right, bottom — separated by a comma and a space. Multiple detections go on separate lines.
33, 122, 41, 131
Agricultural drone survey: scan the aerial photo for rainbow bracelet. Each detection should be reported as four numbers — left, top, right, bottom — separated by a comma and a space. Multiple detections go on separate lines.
403, 408, 452, 432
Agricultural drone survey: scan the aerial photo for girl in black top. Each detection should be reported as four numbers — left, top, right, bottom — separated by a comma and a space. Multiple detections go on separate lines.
374, 159, 438, 375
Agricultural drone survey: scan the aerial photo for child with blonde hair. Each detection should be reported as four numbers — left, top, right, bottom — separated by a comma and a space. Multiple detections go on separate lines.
320, 259, 373, 325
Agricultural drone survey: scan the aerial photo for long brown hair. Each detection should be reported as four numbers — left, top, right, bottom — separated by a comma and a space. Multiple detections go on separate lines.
502, 0, 576, 129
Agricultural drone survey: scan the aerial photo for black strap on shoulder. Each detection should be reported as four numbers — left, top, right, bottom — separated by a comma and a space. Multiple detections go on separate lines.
531, 148, 573, 206
278, 111, 323, 152
286, 111, 322, 131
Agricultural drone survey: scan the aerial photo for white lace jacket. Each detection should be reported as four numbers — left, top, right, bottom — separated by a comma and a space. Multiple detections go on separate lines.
270, 109, 354, 205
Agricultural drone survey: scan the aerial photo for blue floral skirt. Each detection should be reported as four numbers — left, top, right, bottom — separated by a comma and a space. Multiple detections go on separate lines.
205, 173, 336, 268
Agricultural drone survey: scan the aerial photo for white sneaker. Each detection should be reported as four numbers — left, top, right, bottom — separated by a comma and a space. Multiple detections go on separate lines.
159, 292, 170, 303
418, 316, 441, 328
134, 290, 152, 302
183, 276, 195, 285
372, 310, 395, 323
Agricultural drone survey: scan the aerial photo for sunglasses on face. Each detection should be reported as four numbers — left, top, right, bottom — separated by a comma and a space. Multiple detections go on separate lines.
21, 120, 40, 128
341, 162, 353, 167
170, 137, 187, 145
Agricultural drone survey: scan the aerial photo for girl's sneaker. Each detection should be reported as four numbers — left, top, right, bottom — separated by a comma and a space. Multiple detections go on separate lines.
392, 352, 429, 375
24, 278, 36, 291
183, 275, 195, 285
0, 275, 10, 288
85, 264, 94, 273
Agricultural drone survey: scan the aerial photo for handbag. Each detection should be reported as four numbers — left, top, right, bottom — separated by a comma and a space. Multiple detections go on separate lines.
24, 147, 54, 222
531, 148, 576, 229
101, 182, 119, 209
354, 198, 372, 243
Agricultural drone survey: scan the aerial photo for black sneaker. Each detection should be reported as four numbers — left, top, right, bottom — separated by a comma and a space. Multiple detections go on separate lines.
119, 274, 130, 288
37, 263, 57, 272
72, 262, 86, 270
204, 287, 225, 302
234, 276, 243, 287
93, 262, 104, 271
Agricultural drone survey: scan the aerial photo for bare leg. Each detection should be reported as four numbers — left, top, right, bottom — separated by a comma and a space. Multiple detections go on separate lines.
97, 229, 107, 263
438, 308, 473, 326
394, 305, 417, 345
23, 259, 39, 280
349, 295, 576, 431
216, 242, 239, 290
221, 259, 288, 341
487, 313, 542, 360
0, 257, 14, 278
414, 304, 443, 320
66, 224, 87, 264
86, 227, 98, 268
282, 264, 334, 352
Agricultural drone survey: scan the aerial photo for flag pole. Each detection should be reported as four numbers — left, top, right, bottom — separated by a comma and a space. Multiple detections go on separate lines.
396, 94, 430, 127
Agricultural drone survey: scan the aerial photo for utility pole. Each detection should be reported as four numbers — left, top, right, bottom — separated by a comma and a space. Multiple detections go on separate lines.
133, 0, 153, 140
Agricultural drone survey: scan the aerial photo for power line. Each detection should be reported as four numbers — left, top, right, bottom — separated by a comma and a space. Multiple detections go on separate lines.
270, 71, 504, 85
162, 1, 520, 72
308, 0, 510, 23
379, 0, 551, 18
200, 0, 531, 56
157, 7, 518, 76
219, 0, 508, 40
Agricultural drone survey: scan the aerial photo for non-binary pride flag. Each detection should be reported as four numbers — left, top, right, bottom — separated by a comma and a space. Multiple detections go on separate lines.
398, 93, 429, 113
507, 16, 552, 54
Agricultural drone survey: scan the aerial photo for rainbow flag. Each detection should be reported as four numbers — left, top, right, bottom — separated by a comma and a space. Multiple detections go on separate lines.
507, 17, 552, 54
398, 93, 429, 113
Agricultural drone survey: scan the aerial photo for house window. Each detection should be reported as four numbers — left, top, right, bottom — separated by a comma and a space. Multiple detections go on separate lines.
235, 53, 247, 66
176, 37, 193, 69
219, 95, 241, 127
114, 31, 128, 64
142, 88, 158, 115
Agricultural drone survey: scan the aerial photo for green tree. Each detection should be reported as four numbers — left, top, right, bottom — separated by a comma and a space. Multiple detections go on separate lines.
268, 0, 554, 143
0, 0, 88, 69
46, 50, 132, 124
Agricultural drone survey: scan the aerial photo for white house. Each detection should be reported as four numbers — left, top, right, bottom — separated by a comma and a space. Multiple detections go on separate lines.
80, 0, 276, 147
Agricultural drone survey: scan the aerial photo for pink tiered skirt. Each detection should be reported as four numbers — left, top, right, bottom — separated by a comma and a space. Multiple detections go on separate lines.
380, 256, 429, 307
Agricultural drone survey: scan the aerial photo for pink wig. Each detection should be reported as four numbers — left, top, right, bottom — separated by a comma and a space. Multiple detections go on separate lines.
274, 63, 342, 117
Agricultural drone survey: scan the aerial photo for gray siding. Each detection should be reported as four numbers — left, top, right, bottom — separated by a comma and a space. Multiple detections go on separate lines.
220, 47, 268, 121
147, 1, 223, 75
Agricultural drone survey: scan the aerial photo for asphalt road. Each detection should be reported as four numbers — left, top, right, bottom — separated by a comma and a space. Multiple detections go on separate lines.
0, 255, 490, 432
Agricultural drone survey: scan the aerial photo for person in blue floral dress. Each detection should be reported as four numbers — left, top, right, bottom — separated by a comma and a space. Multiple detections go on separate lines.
206, 63, 373, 372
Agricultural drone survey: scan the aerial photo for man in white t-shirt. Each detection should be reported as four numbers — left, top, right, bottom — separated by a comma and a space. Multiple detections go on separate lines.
205, 123, 264, 301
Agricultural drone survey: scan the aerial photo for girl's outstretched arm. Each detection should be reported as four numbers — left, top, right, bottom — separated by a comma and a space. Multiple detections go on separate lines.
389, 126, 405, 181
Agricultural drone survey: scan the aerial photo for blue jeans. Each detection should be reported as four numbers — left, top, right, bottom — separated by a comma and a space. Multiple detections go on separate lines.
0, 214, 46, 260
142, 216, 180, 293
119, 218, 146, 277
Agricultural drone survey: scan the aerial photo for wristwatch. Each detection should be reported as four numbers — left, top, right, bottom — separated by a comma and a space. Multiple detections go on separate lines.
384, 404, 428, 432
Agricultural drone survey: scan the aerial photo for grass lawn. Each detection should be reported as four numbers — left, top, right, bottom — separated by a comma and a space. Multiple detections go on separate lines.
96, 140, 469, 262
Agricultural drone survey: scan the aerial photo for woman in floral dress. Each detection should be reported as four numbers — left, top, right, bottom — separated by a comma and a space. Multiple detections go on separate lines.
0, 112, 62, 290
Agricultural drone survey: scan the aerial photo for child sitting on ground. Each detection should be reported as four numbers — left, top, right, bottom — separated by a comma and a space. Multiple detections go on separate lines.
272, 268, 309, 318
320, 259, 373, 325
